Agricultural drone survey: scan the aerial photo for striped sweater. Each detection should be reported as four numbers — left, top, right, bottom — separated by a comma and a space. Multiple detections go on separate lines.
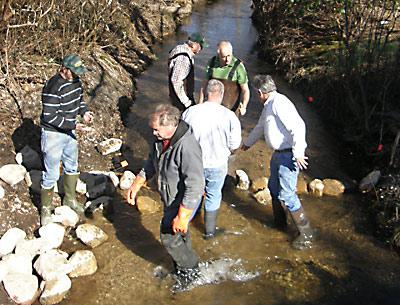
40, 73, 88, 132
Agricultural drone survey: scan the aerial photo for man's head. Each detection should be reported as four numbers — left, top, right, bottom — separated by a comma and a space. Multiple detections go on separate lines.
149, 104, 180, 140
205, 79, 224, 104
217, 41, 233, 66
253, 74, 277, 102
60, 54, 88, 81
187, 32, 207, 54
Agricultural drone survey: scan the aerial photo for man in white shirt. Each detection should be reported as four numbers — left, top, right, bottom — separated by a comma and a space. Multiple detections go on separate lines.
242, 75, 314, 250
182, 79, 242, 239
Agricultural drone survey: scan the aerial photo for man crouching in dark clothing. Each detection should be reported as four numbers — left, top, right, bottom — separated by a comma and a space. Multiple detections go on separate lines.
127, 104, 205, 291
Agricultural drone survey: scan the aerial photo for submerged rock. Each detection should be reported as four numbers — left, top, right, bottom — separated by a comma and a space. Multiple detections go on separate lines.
136, 196, 160, 214
68, 250, 98, 278
309, 179, 324, 197
323, 179, 345, 196
359, 170, 381, 193
76, 224, 108, 248
252, 189, 272, 205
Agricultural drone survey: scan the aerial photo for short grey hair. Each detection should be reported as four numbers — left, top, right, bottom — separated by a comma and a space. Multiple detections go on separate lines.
206, 79, 224, 96
150, 104, 180, 127
253, 74, 277, 93
217, 41, 233, 54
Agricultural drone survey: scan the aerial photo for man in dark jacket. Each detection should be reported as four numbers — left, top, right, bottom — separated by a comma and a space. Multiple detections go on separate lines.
127, 104, 205, 289
40, 54, 93, 226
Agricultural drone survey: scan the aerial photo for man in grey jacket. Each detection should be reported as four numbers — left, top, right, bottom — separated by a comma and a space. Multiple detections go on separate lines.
127, 104, 205, 289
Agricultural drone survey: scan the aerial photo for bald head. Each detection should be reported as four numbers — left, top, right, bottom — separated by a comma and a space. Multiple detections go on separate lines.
205, 79, 224, 104
217, 41, 233, 66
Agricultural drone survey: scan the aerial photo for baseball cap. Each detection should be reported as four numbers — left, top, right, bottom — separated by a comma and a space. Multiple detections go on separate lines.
62, 54, 88, 75
188, 32, 208, 49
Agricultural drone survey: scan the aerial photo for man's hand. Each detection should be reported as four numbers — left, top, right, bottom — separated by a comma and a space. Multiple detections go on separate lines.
126, 176, 146, 205
83, 111, 94, 123
238, 103, 247, 116
172, 205, 193, 234
296, 156, 308, 170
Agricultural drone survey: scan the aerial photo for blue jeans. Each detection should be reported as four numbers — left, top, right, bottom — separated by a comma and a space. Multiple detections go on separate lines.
41, 129, 78, 189
268, 151, 301, 212
200, 164, 228, 212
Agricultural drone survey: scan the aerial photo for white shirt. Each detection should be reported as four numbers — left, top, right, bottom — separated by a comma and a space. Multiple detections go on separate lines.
182, 102, 242, 168
244, 91, 307, 158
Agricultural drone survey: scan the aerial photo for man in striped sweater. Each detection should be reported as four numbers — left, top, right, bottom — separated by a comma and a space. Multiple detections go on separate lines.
40, 54, 93, 226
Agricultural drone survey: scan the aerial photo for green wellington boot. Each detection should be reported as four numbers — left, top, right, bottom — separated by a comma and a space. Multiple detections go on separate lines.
63, 173, 84, 214
40, 187, 54, 226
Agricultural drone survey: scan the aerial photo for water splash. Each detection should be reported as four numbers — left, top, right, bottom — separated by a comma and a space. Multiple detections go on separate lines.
165, 257, 259, 293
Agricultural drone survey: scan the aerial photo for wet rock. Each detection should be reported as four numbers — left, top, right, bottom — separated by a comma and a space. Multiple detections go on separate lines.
40, 274, 71, 305
51, 206, 79, 228
34, 249, 71, 281
3, 273, 39, 305
86, 180, 116, 199
296, 176, 308, 194
309, 179, 324, 197
16, 145, 42, 171
136, 196, 160, 214
97, 138, 123, 155
252, 189, 272, 205
120, 170, 135, 190
0, 227, 26, 257
15, 238, 45, 259
76, 224, 108, 248
68, 250, 98, 278
39, 223, 66, 250
250, 177, 268, 193
2, 253, 33, 274
235, 169, 250, 190
323, 179, 345, 196
0, 164, 27, 186
359, 170, 381, 193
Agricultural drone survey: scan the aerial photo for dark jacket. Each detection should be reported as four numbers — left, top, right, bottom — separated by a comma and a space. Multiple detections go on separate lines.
139, 120, 205, 221
40, 73, 88, 133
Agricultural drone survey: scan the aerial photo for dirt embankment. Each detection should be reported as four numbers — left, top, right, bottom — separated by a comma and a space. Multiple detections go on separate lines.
0, 0, 204, 236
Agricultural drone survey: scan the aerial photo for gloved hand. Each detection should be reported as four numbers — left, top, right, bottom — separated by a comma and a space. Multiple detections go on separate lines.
126, 175, 146, 205
172, 205, 194, 234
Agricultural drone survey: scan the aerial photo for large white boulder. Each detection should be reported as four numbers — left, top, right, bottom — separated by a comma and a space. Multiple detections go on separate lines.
0, 227, 26, 257
34, 249, 71, 281
235, 169, 250, 190
39, 223, 66, 250
2, 253, 33, 275
309, 179, 324, 197
51, 206, 79, 228
0, 164, 27, 186
15, 237, 45, 259
40, 274, 72, 305
97, 138, 123, 155
3, 273, 39, 305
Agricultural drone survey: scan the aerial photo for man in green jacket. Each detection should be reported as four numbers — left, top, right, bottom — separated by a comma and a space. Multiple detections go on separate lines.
200, 40, 250, 116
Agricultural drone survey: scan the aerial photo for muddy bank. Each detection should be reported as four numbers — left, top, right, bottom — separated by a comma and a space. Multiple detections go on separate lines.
0, 0, 207, 237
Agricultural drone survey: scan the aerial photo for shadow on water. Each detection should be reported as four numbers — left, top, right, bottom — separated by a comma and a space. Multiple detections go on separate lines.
106, 192, 170, 269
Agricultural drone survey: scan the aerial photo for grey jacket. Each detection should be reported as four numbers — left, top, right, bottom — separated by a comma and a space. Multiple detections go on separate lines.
139, 120, 205, 218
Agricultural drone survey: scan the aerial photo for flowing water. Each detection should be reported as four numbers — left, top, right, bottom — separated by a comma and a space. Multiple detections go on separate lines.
61, 1, 400, 304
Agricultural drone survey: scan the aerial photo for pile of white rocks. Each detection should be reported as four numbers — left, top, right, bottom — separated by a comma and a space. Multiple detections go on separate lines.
235, 169, 347, 205
0, 208, 108, 305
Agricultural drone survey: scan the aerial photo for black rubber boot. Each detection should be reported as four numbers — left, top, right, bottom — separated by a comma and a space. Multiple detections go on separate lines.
203, 210, 224, 240
272, 199, 287, 230
63, 173, 84, 214
40, 187, 54, 226
289, 207, 314, 250
172, 264, 201, 292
